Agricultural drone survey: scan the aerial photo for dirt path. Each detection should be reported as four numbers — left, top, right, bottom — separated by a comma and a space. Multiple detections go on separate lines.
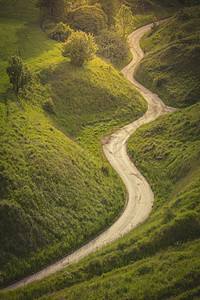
3, 21, 175, 291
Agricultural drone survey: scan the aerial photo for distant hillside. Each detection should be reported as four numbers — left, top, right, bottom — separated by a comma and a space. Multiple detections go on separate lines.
135, 5, 200, 107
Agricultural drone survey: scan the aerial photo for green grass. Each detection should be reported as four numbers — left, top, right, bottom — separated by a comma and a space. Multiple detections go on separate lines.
38, 57, 146, 155
2, 103, 199, 300
1, 1, 199, 297
135, 5, 200, 108
127, 0, 183, 28
38, 240, 200, 300
0, 8, 147, 288
0, 98, 129, 287
0, 17, 63, 96
0, 0, 38, 21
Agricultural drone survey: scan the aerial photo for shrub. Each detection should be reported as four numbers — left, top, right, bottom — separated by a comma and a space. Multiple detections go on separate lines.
42, 97, 56, 114
115, 4, 134, 39
96, 30, 130, 64
66, 5, 108, 35
49, 22, 73, 42
6, 56, 32, 94
62, 31, 98, 66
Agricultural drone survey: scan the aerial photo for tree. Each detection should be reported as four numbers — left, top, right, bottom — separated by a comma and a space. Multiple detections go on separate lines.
66, 5, 107, 35
50, 22, 73, 42
36, 0, 70, 19
6, 56, 31, 94
62, 31, 98, 67
96, 30, 129, 64
89, 0, 118, 27
115, 4, 134, 39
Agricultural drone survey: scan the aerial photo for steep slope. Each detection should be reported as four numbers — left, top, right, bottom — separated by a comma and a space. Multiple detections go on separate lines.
3, 9, 200, 300
0, 100, 127, 287
135, 5, 200, 107
0, 13, 147, 288
126, 0, 183, 26
3, 62, 199, 300
39, 57, 146, 154
1, 2, 199, 298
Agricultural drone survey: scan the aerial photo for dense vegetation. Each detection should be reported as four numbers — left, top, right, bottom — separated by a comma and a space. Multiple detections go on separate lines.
66, 5, 108, 35
135, 5, 200, 107
61, 31, 98, 66
95, 30, 131, 69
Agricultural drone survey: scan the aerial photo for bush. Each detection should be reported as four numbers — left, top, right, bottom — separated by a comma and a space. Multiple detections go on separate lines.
115, 4, 134, 39
42, 97, 56, 114
49, 22, 73, 42
96, 30, 130, 64
66, 5, 108, 35
6, 56, 32, 94
62, 31, 98, 66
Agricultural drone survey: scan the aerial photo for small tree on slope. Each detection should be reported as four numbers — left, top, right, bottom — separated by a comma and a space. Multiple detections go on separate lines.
6, 56, 32, 94
62, 31, 98, 67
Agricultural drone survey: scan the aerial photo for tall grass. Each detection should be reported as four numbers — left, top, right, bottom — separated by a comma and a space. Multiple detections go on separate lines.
135, 6, 200, 107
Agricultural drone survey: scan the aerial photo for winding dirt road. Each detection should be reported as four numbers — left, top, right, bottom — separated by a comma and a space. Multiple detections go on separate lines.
3, 21, 175, 291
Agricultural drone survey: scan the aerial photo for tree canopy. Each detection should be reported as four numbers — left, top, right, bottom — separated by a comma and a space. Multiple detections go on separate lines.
36, 0, 70, 18
6, 56, 31, 94
89, 0, 119, 27
115, 4, 134, 39
66, 5, 108, 35
62, 31, 98, 66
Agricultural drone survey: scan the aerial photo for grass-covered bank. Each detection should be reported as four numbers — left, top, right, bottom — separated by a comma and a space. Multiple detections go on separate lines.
2, 103, 199, 299
135, 5, 200, 108
127, 0, 183, 27
0, 98, 127, 287
39, 57, 146, 155
0, 17, 63, 96
0, 10, 147, 288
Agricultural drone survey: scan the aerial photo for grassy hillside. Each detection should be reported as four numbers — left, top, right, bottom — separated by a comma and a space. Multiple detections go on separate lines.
0, 100, 126, 287
0, 17, 63, 96
3, 103, 199, 299
0, 0, 199, 296
1, 3, 199, 299
127, 0, 183, 27
135, 5, 200, 108
39, 57, 146, 155
0, 10, 147, 288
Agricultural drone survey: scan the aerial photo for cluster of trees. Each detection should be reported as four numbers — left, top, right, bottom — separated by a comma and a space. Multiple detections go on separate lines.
36, 0, 71, 18
43, 1, 134, 67
6, 0, 134, 92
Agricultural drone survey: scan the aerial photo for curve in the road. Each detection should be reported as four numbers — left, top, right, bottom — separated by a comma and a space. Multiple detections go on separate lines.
2, 21, 175, 291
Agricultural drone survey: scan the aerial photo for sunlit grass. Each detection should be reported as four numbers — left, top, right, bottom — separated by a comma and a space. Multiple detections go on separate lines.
135, 6, 200, 108
0, 11, 147, 288
0, 18, 63, 95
